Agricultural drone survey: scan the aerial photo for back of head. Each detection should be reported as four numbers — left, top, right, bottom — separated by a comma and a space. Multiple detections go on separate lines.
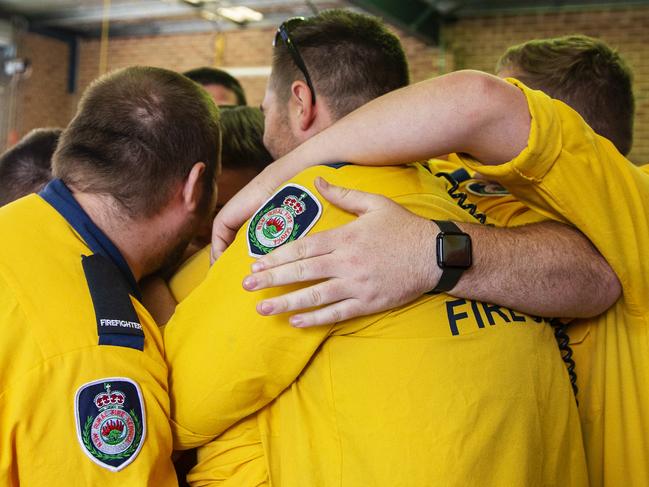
183, 67, 247, 106
0, 128, 62, 206
271, 9, 409, 120
220, 106, 273, 172
497, 35, 634, 155
53, 66, 221, 218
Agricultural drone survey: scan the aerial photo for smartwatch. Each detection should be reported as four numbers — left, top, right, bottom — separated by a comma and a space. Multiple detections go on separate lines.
429, 220, 472, 293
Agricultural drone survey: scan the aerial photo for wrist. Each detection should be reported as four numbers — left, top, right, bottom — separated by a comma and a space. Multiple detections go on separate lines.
422, 220, 443, 292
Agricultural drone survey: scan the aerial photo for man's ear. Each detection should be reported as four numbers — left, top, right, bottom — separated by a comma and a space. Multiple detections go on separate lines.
290, 80, 316, 131
182, 162, 207, 212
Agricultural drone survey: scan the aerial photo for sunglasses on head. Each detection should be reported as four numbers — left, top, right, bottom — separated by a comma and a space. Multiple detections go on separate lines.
273, 17, 316, 105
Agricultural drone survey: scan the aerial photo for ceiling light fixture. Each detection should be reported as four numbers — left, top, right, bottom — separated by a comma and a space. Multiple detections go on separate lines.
200, 10, 219, 21
215, 6, 263, 24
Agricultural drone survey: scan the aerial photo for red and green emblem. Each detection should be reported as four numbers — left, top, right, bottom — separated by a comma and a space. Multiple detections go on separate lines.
75, 378, 145, 472
248, 184, 322, 257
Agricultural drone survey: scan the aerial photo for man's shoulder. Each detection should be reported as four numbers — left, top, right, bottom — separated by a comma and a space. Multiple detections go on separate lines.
292, 162, 447, 199
0, 194, 115, 356
0, 194, 86, 275
0, 192, 51, 224
0, 193, 68, 251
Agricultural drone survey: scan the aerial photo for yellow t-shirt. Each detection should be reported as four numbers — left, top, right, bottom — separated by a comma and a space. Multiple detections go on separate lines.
169, 247, 211, 304
460, 79, 649, 487
165, 163, 587, 486
0, 190, 176, 486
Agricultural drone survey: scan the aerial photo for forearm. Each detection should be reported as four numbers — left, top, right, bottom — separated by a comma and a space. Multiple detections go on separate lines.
449, 221, 620, 318
210, 71, 531, 259
276, 70, 530, 171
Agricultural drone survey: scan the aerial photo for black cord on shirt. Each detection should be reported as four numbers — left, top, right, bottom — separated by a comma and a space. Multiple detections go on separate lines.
435, 172, 488, 224
435, 170, 579, 403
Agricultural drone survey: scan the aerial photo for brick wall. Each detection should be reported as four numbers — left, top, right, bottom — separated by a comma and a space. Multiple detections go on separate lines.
445, 6, 649, 163
10, 23, 442, 149
76, 29, 276, 103
10, 6, 649, 162
76, 25, 443, 107
14, 32, 75, 137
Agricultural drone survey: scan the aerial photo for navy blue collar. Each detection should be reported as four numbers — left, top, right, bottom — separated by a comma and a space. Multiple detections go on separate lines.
39, 179, 141, 301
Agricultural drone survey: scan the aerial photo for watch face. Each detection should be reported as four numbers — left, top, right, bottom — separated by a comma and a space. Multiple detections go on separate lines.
438, 233, 472, 268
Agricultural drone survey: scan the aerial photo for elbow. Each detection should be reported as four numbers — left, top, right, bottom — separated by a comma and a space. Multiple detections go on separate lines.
450, 69, 501, 91
569, 255, 622, 318
448, 70, 507, 118
454, 70, 516, 109
582, 267, 622, 318
445, 70, 530, 162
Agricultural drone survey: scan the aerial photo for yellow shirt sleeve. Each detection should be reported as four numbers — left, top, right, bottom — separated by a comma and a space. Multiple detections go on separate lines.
0, 195, 177, 486
187, 415, 268, 487
458, 79, 649, 314
0, 277, 176, 486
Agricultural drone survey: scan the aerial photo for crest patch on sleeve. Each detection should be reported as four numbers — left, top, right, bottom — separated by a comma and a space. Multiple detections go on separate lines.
466, 180, 510, 197
75, 378, 146, 472
247, 184, 323, 257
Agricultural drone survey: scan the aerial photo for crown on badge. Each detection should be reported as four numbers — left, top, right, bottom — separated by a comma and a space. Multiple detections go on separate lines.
282, 193, 306, 216
93, 383, 126, 411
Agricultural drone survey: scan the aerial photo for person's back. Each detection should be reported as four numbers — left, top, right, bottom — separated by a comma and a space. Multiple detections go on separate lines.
0, 191, 175, 485
0, 65, 221, 485
167, 162, 587, 486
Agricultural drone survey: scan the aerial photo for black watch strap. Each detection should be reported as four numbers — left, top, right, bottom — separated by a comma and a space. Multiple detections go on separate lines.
432, 263, 464, 294
434, 220, 462, 235
429, 220, 471, 294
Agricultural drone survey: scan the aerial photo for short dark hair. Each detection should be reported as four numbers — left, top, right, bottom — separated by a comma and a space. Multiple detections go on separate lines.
53, 66, 221, 218
0, 127, 61, 206
271, 9, 409, 120
220, 106, 273, 172
497, 35, 635, 155
183, 67, 247, 106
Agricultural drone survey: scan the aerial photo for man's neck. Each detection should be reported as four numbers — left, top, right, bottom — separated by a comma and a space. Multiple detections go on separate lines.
72, 191, 159, 281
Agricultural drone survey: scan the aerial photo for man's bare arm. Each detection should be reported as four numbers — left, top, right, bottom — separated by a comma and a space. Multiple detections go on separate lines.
211, 70, 529, 260
242, 178, 620, 327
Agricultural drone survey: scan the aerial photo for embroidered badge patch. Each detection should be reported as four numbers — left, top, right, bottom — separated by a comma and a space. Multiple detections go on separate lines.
466, 180, 510, 197
247, 184, 322, 257
75, 378, 146, 472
